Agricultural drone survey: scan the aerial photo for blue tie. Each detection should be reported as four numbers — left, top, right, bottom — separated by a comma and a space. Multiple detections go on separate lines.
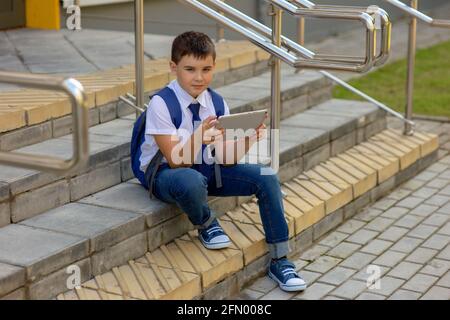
188, 103, 215, 181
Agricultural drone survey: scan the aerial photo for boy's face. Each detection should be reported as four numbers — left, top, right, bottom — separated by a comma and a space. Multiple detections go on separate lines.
170, 54, 215, 98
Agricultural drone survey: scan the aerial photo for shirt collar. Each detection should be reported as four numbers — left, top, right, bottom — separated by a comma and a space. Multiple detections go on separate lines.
172, 80, 208, 110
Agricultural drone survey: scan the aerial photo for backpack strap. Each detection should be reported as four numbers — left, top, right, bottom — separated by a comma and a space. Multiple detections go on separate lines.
145, 87, 183, 199
208, 88, 225, 188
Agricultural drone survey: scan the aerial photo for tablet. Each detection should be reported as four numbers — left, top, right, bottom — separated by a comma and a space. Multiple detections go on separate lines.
216, 109, 267, 131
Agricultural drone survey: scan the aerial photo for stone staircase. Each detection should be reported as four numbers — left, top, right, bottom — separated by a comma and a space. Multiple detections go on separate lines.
0, 41, 440, 300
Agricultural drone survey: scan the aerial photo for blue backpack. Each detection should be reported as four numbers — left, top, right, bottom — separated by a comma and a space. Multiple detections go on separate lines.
130, 86, 225, 198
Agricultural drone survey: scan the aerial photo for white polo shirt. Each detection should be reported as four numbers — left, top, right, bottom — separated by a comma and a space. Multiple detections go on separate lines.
139, 80, 230, 172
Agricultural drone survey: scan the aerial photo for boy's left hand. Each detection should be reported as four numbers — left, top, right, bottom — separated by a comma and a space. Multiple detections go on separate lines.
252, 113, 268, 142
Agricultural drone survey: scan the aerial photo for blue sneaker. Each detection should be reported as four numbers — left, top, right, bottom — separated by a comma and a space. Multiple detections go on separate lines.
268, 258, 307, 292
198, 219, 231, 250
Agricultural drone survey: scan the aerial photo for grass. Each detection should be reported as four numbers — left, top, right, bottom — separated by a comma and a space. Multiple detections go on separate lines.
333, 40, 450, 118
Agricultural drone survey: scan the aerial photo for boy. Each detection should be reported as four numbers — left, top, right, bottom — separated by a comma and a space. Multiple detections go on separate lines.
138, 31, 307, 292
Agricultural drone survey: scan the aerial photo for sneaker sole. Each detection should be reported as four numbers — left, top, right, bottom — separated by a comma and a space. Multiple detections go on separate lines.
268, 270, 308, 292
199, 237, 232, 250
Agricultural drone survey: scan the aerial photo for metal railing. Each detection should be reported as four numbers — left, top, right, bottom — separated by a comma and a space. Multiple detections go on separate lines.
122, 0, 392, 173
0, 71, 89, 175
384, 0, 450, 134
293, 0, 416, 131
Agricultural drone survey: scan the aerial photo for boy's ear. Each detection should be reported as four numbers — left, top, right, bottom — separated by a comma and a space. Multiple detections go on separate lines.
169, 61, 177, 74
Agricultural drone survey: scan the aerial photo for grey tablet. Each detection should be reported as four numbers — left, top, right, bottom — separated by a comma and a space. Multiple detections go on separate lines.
216, 109, 267, 131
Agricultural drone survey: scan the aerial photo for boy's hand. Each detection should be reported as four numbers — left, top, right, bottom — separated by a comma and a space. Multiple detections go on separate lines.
199, 116, 224, 145
251, 113, 268, 142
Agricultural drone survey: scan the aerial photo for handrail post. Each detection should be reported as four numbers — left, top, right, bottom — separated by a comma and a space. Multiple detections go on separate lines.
216, 0, 225, 42
135, 0, 145, 117
269, 4, 282, 174
405, 0, 417, 135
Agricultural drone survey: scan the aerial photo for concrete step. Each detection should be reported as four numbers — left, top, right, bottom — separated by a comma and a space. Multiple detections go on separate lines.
0, 70, 335, 226
50, 129, 439, 300
0, 97, 392, 299
0, 41, 271, 150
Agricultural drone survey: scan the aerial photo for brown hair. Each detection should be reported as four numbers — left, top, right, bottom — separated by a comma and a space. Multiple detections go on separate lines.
171, 31, 216, 64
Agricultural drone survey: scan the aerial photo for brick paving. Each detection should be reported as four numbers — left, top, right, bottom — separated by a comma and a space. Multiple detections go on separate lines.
235, 118, 450, 300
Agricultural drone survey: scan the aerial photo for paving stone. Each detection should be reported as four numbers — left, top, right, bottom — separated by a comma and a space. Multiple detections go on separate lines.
425, 178, 449, 189
366, 276, 404, 296
407, 225, 439, 240
381, 207, 409, 220
396, 196, 424, 209
331, 280, 367, 299
299, 245, 330, 263
437, 244, 450, 261
356, 292, 386, 300
422, 234, 450, 251
318, 232, 348, 248
420, 286, 450, 300
352, 265, 389, 282
387, 261, 423, 280
438, 222, 450, 236
365, 217, 395, 232
436, 271, 450, 288
373, 250, 408, 268
340, 252, 377, 270
378, 226, 410, 242
354, 208, 383, 222
409, 204, 439, 218
425, 195, 450, 207
322, 295, 344, 300
345, 229, 379, 245
390, 237, 423, 254
427, 163, 448, 173
412, 187, 438, 199
438, 202, 450, 215
298, 270, 322, 285
414, 170, 439, 182
401, 179, 426, 191
327, 242, 362, 259
405, 247, 439, 264
260, 287, 296, 300
360, 239, 393, 256
0, 224, 88, 280
420, 259, 450, 277
439, 185, 450, 196
19, 203, 145, 253
422, 213, 449, 228
248, 276, 277, 294
317, 266, 356, 286
387, 189, 412, 201
394, 215, 425, 229
336, 219, 366, 234
304, 256, 342, 274
372, 198, 397, 211
388, 289, 422, 300
293, 282, 335, 300
402, 273, 439, 293
237, 289, 264, 300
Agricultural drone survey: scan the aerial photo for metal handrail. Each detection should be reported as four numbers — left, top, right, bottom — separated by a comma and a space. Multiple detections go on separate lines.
0, 71, 89, 175
385, 0, 450, 27
182, 0, 381, 72
290, 1, 392, 67
293, 0, 416, 133
384, 0, 450, 134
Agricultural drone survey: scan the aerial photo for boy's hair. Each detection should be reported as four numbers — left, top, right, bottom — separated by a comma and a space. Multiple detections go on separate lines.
171, 31, 216, 64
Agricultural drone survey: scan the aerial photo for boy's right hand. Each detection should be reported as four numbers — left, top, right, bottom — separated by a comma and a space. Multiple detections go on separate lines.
199, 115, 223, 145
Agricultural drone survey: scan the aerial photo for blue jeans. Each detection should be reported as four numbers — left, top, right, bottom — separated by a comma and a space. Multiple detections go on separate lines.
152, 163, 290, 259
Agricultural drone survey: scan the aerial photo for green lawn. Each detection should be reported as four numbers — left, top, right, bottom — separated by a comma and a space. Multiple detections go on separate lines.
333, 40, 450, 118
